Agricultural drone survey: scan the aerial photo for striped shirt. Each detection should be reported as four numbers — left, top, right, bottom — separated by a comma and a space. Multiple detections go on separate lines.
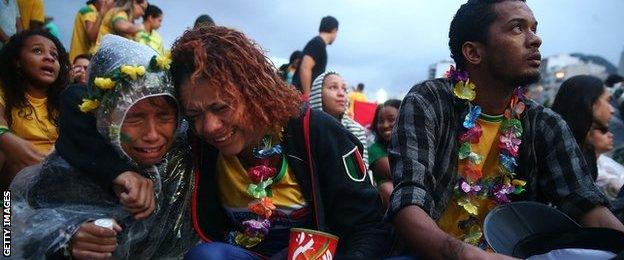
388, 78, 609, 221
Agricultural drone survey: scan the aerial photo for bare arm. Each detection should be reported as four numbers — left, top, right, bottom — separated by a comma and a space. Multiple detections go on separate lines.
371, 157, 392, 181
86, 0, 113, 42
395, 205, 515, 260
15, 16, 22, 33
113, 19, 141, 36
298, 55, 315, 96
580, 205, 624, 232
0, 28, 9, 43
0, 106, 44, 181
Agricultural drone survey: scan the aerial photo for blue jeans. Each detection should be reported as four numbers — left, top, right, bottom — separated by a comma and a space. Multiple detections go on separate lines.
185, 242, 261, 260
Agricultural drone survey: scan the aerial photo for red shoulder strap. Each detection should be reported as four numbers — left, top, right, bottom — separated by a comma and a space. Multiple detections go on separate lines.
302, 107, 320, 227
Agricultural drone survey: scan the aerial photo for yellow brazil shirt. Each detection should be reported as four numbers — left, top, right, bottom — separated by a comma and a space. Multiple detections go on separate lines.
17, 0, 44, 30
0, 91, 58, 154
437, 114, 503, 240
135, 29, 164, 55
216, 153, 307, 229
69, 4, 98, 62
90, 9, 130, 54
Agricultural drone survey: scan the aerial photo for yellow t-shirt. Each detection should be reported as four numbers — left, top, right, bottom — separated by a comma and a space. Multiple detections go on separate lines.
69, 4, 98, 62
347, 91, 368, 117
216, 153, 307, 227
90, 9, 130, 54
17, 0, 44, 30
135, 29, 164, 55
0, 91, 58, 154
437, 115, 503, 240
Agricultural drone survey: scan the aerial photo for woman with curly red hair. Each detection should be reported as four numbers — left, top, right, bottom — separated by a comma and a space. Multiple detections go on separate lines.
171, 26, 389, 259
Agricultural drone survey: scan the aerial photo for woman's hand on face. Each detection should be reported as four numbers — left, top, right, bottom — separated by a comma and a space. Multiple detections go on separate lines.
0, 133, 45, 177
70, 65, 87, 85
112, 171, 156, 220
71, 220, 122, 260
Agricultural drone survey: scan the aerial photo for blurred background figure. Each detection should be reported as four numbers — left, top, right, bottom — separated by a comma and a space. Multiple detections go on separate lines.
292, 15, 339, 97
69, 53, 90, 85
136, 4, 165, 55
0, 0, 21, 50
278, 50, 302, 85
89, 0, 147, 54
193, 14, 214, 28
348, 82, 368, 117
551, 75, 614, 184
69, 0, 113, 62
17, 0, 44, 30
43, 16, 60, 39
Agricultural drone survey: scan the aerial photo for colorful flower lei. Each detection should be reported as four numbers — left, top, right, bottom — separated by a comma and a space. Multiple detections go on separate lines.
78, 54, 171, 113
228, 135, 283, 248
446, 66, 527, 246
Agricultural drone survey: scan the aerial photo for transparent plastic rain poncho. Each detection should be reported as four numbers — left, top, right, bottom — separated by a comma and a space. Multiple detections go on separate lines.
10, 35, 198, 259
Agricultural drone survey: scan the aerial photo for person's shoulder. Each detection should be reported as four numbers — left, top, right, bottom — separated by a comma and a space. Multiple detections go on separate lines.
368, 141, 384, 151
79, 5, 95, 15
306, 36, 325, 47
403, 78, 454, 103
60, 84, 88, 105
523, 98, 562, 121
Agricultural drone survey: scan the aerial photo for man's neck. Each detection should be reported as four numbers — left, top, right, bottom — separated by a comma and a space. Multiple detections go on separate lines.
468, 69, 514, 115
319, 33, 332, 45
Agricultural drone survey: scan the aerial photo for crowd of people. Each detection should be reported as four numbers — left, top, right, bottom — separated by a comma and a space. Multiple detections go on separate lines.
1, 0, 624, 259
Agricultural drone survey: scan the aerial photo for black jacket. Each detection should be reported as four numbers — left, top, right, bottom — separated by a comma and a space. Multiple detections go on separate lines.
191, 109, 390, 259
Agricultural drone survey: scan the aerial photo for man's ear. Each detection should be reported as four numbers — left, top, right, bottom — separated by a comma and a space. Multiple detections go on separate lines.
462, 41, 484, 67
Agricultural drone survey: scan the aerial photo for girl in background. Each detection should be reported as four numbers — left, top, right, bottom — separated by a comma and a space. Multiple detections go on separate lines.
369, 99, 400, 208
552, 75, 614, 181
0, 29, 69, 188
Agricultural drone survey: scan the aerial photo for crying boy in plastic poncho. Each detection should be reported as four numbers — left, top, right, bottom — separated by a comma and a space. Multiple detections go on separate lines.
10, 35, 197, 259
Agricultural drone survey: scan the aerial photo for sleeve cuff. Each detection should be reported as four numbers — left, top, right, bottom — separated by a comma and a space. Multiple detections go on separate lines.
386, 184, 434, 220
558, 188, 611, 220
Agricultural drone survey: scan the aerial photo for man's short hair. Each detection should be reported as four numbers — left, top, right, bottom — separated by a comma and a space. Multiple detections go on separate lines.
142, 4, 163, 20
449, 0, 526, 70
357, 83, 365, 91
319, 16, 339, 33
194, 14, 215, 28
605, 74, 624, 88
73, 53, 91, 64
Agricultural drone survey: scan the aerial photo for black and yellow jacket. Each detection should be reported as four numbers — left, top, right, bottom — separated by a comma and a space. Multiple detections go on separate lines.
190, 108, 390, 259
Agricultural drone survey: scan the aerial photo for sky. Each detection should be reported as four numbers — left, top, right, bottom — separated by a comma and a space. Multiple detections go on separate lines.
46, 0, 624, 101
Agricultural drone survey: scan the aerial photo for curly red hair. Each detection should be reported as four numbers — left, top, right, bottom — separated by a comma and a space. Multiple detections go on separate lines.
170, 26, 302, 134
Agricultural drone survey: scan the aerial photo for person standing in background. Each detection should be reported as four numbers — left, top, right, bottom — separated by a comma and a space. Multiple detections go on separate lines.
17, 0, 44, 30
90, 0, 147, 54
347, 82, 368, 117
292, 16, 338, 97
69, 0, 113, 62
0, 0, 22, 50
136, 4, 165, 55
193, 14, 215, 28
278, 50, 302, 85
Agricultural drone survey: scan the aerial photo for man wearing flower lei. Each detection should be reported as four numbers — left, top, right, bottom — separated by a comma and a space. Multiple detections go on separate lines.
388, 0, 624, 259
